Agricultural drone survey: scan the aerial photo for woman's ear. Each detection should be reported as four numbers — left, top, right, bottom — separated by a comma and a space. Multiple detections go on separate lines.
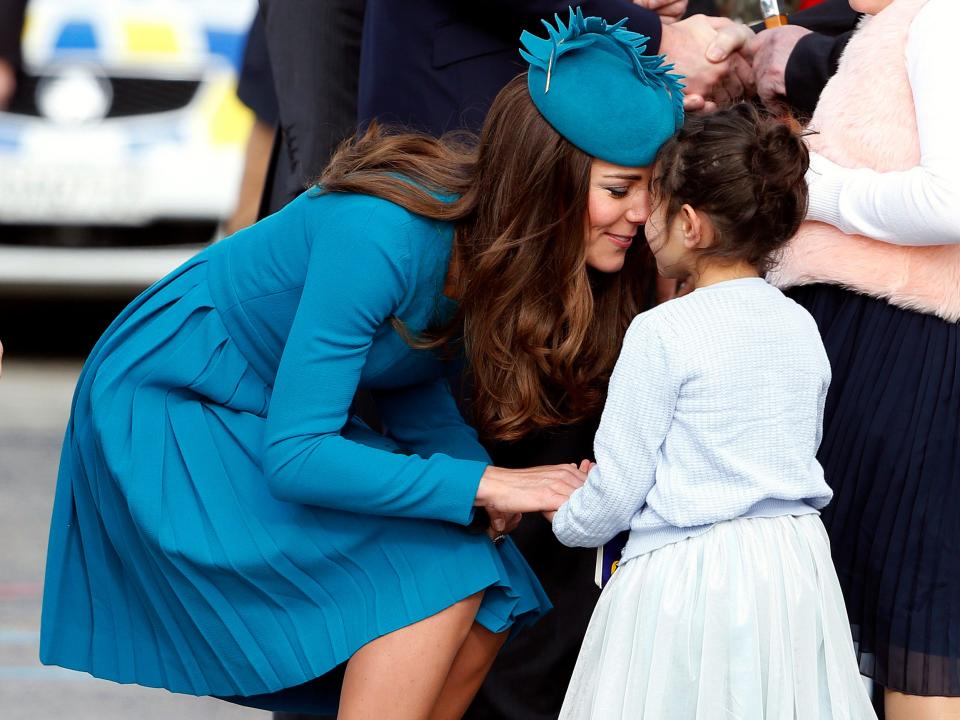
679, 204, 714, 250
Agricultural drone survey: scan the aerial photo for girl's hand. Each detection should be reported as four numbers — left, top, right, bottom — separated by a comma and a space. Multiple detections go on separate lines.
541, 459, 594, 523
475, 464, 586, 516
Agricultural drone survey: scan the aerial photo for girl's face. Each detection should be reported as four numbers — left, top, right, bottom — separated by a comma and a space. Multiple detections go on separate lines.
584, 159, 653, 274
644, 193, 688, 279
849, 0, 893, 13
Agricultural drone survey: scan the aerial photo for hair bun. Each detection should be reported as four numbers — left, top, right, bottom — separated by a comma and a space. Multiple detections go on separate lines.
749, 118, 809, 200
650, 101, 811, 275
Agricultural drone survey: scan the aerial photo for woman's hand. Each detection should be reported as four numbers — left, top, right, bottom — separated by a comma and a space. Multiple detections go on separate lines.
475, 464, 586, 517
542, 459, 595, 523
485, 510, 522, 542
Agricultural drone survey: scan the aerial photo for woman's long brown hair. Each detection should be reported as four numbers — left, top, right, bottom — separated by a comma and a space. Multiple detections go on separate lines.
319, 75, 652, 442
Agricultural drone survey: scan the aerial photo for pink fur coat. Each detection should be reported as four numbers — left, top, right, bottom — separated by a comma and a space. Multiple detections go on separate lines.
769, 0, 960, 322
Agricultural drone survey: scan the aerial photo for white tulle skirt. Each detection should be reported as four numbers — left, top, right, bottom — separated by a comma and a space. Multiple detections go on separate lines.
559, 514, 877, 720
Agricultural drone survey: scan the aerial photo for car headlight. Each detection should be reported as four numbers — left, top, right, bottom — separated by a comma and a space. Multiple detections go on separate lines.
36, 67, 112, 124
202, 75, 253, 146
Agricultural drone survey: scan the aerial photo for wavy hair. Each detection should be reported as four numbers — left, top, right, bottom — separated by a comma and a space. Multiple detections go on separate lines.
319, 75, 653, 441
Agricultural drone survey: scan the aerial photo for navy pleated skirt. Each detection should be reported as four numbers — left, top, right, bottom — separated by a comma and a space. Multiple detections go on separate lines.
789, 284, 960, 696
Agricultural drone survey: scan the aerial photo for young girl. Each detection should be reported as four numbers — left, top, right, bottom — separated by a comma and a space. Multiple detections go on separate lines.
552, 104, 877, 719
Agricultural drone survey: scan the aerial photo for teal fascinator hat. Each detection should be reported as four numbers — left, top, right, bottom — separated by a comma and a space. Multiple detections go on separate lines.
520, 7, 685, 166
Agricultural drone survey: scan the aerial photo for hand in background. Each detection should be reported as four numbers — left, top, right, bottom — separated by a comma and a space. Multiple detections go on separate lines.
742, 25, 813, 108
661, 15, 755, 112
0, 59, 15, 110
634, 0, 688, 25
705, 20, 756, 109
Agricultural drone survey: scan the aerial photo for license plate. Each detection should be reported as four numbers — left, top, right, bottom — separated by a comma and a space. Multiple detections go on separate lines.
0, 162, 143, 224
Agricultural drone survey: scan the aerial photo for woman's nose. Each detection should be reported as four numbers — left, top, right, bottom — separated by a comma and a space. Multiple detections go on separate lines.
625, 195, 650, 225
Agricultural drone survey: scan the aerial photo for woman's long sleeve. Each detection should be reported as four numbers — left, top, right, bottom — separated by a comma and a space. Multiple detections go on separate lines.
374, 377, 491, 464
262, 208, 486, 524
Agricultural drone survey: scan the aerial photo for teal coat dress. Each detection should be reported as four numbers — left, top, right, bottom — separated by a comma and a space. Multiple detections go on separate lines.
39, 188, 550, 713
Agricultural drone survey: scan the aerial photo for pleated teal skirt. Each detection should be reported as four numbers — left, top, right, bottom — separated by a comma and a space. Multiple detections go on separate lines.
39, 256, 550, 713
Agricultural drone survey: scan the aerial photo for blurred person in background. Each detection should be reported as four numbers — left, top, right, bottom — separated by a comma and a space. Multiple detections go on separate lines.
688, 0, 720, 12
223, 9, 279, 235
768, 1, 960, 717
745, 0, 863, 116
257, 0, 365, 218
0, 0, 26, 110
0, 0, 24, 381
357, 0, 756, 139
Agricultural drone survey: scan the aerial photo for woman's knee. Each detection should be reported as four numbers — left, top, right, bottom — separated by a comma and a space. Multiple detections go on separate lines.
885, 689, 960, 720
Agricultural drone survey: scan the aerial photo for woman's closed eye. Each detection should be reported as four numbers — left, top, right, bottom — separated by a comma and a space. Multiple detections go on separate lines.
605, 186, 629, 199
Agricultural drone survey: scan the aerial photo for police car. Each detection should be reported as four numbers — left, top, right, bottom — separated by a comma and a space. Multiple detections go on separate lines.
0, 0, 257, 296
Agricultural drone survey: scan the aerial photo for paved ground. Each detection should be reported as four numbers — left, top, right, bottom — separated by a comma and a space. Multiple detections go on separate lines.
0, 358, 267, 720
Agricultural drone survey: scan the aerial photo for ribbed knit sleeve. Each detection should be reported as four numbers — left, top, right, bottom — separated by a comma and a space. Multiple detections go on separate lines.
553, 316, 680, 548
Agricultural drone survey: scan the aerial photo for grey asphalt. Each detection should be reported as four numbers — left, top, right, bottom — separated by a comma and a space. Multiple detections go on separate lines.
0, 358, 267, 720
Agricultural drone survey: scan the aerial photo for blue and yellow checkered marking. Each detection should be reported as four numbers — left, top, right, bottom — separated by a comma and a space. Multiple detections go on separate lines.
5, 10, 253, 153
54, 20, 99, 52
40, 13, 247, 70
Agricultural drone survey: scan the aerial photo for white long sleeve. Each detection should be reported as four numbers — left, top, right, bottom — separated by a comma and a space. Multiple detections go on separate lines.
805, 0, 960, 246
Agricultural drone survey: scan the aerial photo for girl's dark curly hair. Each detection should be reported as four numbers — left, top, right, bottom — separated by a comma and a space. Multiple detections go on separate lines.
652, 102, 810, 275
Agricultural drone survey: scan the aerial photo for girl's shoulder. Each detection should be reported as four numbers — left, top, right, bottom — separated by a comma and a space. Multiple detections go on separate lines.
629, 279, 817, 343
623, 304, 684, 354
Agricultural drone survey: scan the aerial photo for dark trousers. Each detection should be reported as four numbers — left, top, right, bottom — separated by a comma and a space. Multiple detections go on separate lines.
257, 0, 366, 219
264, 5, 366, 718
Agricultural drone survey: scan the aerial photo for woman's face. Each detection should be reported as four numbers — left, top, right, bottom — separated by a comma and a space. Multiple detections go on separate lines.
849, 0, 893, 13
584, 158, 653, 274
